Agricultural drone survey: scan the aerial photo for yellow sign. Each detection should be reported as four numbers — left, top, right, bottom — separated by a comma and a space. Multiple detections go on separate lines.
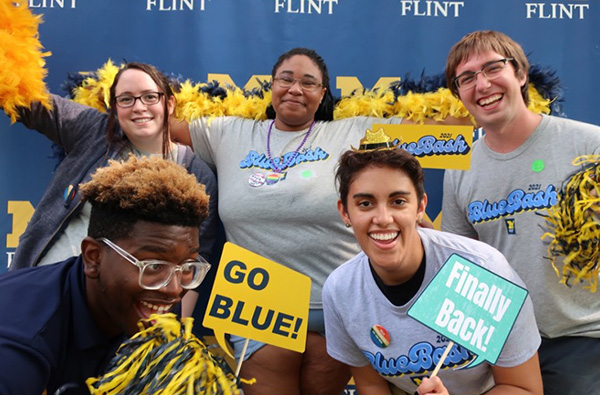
203, 243, 311, 358
372, 124, 474, 170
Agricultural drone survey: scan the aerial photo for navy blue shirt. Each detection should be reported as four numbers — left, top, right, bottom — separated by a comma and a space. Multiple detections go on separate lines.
0, 256, 124, 395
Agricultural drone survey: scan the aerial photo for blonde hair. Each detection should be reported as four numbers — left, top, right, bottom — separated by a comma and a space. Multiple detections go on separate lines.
81, 155, 209, 240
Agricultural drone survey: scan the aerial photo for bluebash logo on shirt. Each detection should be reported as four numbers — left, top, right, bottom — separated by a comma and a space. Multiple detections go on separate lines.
395, 135, 470, 157
468, 185, 558, 224
239, 147, 330, 172
362, 341, 474, 377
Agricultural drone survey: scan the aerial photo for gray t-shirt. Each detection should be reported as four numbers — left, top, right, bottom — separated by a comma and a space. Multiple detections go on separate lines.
323, 228, 540, 395
189, 116, 402, 307
442, 114, 600, 338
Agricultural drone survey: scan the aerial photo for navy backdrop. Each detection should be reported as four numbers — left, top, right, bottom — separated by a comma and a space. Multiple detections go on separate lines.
2, 0, 599, 273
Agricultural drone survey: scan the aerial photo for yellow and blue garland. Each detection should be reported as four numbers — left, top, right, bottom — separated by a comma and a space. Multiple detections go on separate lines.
64, 60, 558, 125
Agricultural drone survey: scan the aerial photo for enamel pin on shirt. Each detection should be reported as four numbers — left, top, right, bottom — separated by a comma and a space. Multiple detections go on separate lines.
248, 173, 266, 187
265, 173, 281, 185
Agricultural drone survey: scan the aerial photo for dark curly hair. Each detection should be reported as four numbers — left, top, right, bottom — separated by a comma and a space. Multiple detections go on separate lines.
265, 47, 334, 121
80, 155, 209, 241
336, 148, 425, 210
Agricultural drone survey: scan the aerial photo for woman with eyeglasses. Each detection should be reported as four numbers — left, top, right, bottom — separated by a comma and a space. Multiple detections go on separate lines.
170, 47, 470, 395
10, 62, 218, 317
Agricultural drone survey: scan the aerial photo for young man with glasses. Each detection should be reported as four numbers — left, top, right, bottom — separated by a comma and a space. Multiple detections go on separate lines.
0, 155, 211, 395
442, 30, 600, 394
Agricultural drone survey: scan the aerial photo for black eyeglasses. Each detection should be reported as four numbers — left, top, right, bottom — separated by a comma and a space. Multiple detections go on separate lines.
273, 76, 323, 92
114, 92, 164, 108
99, 237, 211, 290
453, 58, 514, 90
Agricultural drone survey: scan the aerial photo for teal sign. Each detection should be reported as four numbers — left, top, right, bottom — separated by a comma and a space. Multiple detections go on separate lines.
408, 254, 528, 366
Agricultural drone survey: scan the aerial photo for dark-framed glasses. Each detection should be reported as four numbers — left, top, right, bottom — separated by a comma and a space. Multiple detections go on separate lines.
98, 237, 211, 290
273, 76, 323, 92
114, 92, 164, 108
453, 58, 514, 90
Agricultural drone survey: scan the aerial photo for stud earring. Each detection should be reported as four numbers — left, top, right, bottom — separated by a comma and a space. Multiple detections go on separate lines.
345, 222, 351, 228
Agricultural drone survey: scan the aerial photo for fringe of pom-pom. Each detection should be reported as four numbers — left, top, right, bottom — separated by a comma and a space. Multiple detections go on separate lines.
541, 155, 600, 292
86, 313, 241, 395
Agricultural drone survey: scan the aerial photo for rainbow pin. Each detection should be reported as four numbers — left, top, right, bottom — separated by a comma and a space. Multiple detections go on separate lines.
265, 173, 280, 185
370, 324, 391, 348
63, 184, 76, 204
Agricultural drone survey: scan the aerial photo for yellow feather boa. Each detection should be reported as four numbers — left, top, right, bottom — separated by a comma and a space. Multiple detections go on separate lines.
0, 1, 51, 123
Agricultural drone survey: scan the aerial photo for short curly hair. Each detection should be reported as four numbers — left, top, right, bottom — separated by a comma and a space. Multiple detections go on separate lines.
336, 148, 425, 210
80, 155, 210, 240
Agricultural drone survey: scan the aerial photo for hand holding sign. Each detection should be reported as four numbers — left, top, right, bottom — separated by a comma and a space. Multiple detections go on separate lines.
408, 254, 528, 370
203, 243, 311, 368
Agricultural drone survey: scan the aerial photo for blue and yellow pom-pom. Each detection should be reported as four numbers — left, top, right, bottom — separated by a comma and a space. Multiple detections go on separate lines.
542, 155, 600, 292
86, 313, 241, 395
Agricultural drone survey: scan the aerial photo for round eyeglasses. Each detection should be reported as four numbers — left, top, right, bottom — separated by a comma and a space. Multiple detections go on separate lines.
114, 92, 164, 108
453, 58, 514, 91
98, 237, 211, 290
272, 76, 323, 92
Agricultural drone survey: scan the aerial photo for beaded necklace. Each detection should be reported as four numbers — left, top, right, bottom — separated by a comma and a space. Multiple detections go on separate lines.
266, 120, 315, 173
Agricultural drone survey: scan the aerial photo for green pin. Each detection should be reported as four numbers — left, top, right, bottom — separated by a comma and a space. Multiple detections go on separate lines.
532, 159, 545, 172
